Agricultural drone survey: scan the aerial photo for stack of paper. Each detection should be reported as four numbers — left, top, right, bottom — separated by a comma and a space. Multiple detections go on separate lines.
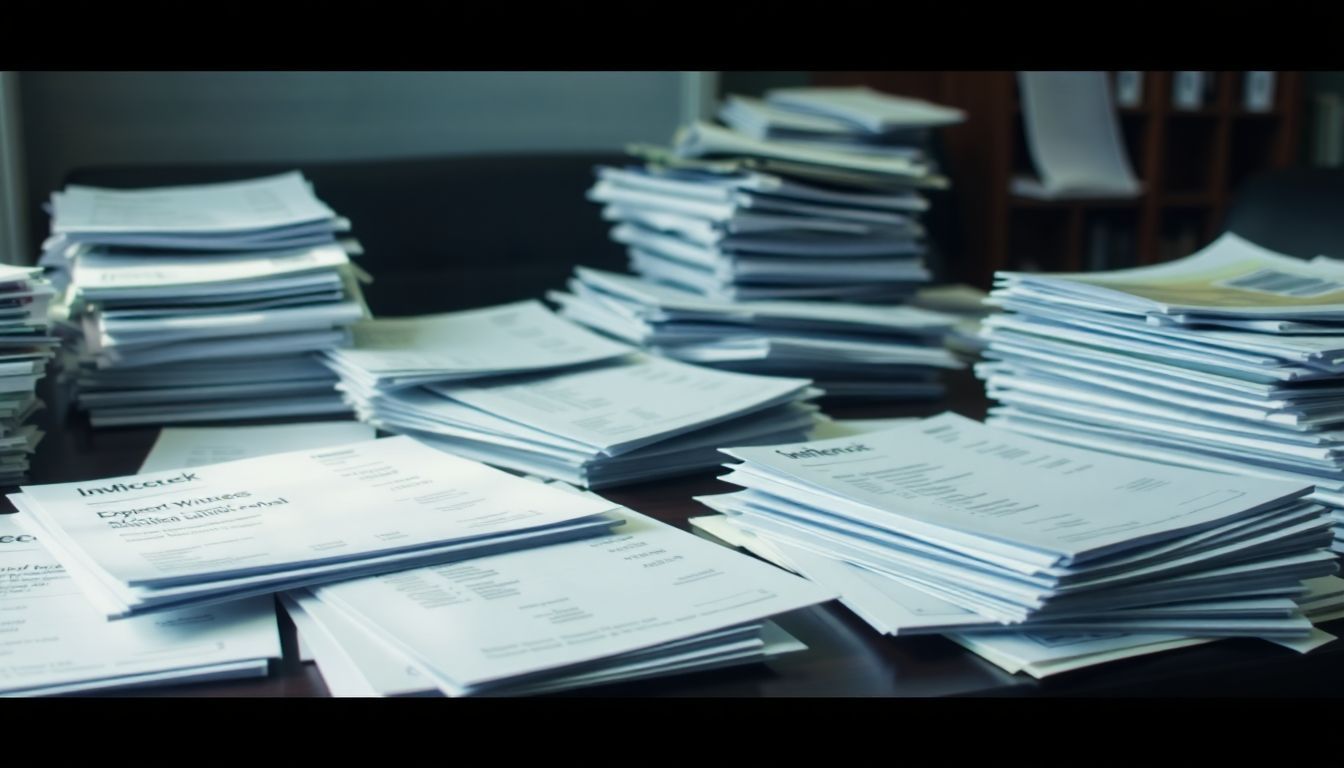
280, 484, 832, 697
979, 233, 1344, 554
43, 173, 368, 427
6, 435, 625, 619
549, 266, 964, 400
695, 512, 1344, 678
590, 86, 964, 302
694, 414, 1337, 655
0, 516, 281, 696
323, 301, 821, 488
139, 421, 377, 473
0, 264, 59, 483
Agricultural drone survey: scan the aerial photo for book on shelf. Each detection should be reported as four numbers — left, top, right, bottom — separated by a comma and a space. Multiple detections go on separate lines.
1244, 71, 1277, 112
1114, 71, 1143, 108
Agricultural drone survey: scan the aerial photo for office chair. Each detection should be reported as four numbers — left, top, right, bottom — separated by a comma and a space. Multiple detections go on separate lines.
1223, 166, 1344, 260
65, 153, 630, 316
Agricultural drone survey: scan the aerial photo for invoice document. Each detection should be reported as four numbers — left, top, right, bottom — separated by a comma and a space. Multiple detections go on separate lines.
286, 589, 803, 697
722, 412, 1312, 565
309, 506, 834, 692
15, 435, 621, 587
429, 354, 812, 456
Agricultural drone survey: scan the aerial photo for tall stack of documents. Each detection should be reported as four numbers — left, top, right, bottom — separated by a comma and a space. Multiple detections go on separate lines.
280, 482, 833, 696
549, 266, 964, 400
694, 414, 1338, 660
323, 300, 821, 488
0, 265, 59, 483
978, 233, 1344, 554
589, 87, 964, 301
6, 435, 626, 619
43, 173, 368, 426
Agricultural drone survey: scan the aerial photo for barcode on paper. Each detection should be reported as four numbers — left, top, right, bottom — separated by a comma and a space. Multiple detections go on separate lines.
1219, 268, 1344, 298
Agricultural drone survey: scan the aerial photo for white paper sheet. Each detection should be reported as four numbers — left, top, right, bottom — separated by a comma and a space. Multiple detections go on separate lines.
0, 517, 280, 696
428, 354, 811, 456
139, 422, 377, 473
307, 507, 832, 693
53, 172, 337, 235
721, 412, 1311, 565
326, 300, 632, 384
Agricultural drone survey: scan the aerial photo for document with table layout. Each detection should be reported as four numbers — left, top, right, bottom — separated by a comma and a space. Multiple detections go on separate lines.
0, 516, 280, 696
285, 588, 804, 697
303, 506, 833, 694
721, 411, 1312, 566
427, 353, 812, 456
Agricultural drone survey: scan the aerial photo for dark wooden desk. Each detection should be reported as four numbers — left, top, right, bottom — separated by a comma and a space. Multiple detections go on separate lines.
13, 369, 1344, 697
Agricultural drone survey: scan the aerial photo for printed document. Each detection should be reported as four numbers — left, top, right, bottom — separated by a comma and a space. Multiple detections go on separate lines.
139, 422, 377, 472
309, 507, 833, 692
15, 435, 621, 587
1013, 71, 1141, 199
429, 354, 811, 455
722, 412, 1311, 564
52, 172, 337, 234
0, 516, 279, 695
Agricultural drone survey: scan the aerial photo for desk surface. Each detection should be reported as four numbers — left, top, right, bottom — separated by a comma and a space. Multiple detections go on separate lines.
14, 369, 1344, 697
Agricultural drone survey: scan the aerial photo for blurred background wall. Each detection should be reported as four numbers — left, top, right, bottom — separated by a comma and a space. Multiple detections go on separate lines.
6, 71, 707, 263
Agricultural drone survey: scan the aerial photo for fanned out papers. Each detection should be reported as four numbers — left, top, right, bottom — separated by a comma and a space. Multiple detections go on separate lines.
323, 301, 821, 488
591, 86, 964, 302
692, 413, 1338, 674
7, 435, 625, 619
0, 516, 281, 696
280, 482, 831, 697
0, 264, 58, 483
979, 232, 1344, 554
42, 172, 368, 427
130, 424, 828, 696
550, 266, 964, 400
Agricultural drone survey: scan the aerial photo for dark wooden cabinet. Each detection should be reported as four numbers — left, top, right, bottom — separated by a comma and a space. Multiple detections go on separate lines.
814, 71, 1304, 287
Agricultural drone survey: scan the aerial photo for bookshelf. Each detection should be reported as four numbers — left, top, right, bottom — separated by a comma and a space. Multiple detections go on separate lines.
812, 71, 1304, 287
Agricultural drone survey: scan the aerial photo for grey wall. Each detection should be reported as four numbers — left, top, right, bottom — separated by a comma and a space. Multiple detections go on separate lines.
718, 71, 810, 99
17, 71, 688, 257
